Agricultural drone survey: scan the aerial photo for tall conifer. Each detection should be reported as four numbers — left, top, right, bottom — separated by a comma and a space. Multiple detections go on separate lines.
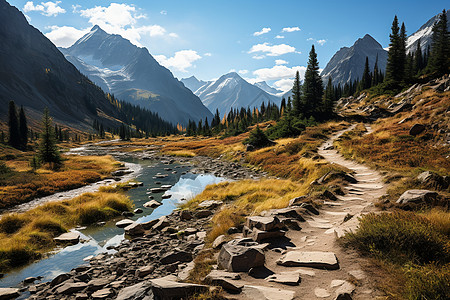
18, 106, 28, 150
302, 45, 323, 118
8, 101, 20, 149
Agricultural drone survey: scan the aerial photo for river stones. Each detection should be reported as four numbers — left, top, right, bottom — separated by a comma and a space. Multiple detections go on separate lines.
55, 282, 88, 294
0, 288, 20, 300
150, 187, 166, 193
124, 223, 145, 236
54, 232, 80, 244
143, 200, 161, 208
277, 251, 339, 270
116, 219, 135, 228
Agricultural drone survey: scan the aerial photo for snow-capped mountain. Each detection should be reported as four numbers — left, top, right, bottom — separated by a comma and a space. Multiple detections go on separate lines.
180, 76, 209, 94
195, 72, 281, 116
321, 34, 388, 86
253, 81, 283, 95
406, 9, 450, 54
62, 26, 212, 125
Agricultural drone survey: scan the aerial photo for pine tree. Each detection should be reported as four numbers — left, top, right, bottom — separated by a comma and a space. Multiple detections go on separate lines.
427, 9, 450, 76
400, 22, 407, 80
414, 38, 424, 73
361, 56, 372, 90
302, 45, 323, 118
38, 108, 61, 168
323, 77, 335, 118
18, 105, 28, 150
385, 16, 406, 88
291, 71, 302, 117
372, 54, 380, 86
8, 100, 20, 149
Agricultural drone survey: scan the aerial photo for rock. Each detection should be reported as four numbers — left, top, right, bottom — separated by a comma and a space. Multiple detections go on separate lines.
23, 277, 37, 284
161, 184, 172, 189
141, 219, 159, 230
124, 223, 145, 236
417, 171, 449, 190
143, 200, 162, 208
183, 228, 198, 236
315, 287, 331, 298
227, 227, 240, 234
335, 281, 356, 300
288, 196, 308, 206
212, 235, 227, 249
150, 278, 208, 299
55, 282, 88, 294
74, 293, 89, 300
299, 203, 319, 215
195, 210, 213, 218
111, 170, 132, 177
152, 216, 170, 231
150, 187, 166, 193
335, 293, 353, 300
0, 288, 19, 300
247, 228, 286, 243
198, 200, 223, 209
204, 270, 243, 293
116, 219, 135, 228
160, 250, 193, 265
246, 216, 284, 231
396, 189, 438, 205
205, 270, 241, 281
161, 193, 171, 199
266, 273, 301, 286
50, 273, 70, 287
218, 240, 265, 272
242, 285, 295, 300
180, 210, 193, 220
87, 278, 110, 291
321, 190, 338, 201
134, 208, 143, 214
91, 288, 113, 299
115, 282, 153, 300
122, 211, 134, 217
54, 232, 80, 244
280, 218, 302, 230
409, 123, 426, 135
136, 265, 155, 278
277, 251, 339, 270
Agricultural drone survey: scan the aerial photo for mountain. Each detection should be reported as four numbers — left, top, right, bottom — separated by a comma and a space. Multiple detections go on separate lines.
321, 34, 388, 86
62, 26, 212, 125
0, 0, 122, 130
195, 72, 281, 116
406, 9, 450, 54
253, 81, 283, 95
180, 76, 208, 94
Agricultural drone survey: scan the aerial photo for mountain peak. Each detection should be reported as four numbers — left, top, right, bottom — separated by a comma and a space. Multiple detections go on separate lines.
91, 25, 101, 32
354, 34, 381, 48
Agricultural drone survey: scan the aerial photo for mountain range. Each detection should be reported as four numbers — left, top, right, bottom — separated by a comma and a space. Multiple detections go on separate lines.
62, 26, 212, 125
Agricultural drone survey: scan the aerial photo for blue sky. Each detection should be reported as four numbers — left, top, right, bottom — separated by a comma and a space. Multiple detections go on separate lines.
9, 0, 448, 91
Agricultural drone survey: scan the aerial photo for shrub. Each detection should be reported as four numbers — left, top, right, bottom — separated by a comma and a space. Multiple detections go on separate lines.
243, 125, 273, 149
0, 214, 28, 234
0, 161, 10, 174
405, 264, 450, 300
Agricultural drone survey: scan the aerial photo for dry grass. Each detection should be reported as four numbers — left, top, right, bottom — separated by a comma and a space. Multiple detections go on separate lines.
0, 188, 132, 272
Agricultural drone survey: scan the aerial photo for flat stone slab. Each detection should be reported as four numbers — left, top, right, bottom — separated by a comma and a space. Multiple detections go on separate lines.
315, 287, 331, 298
205, 270, 241, 281
91, 288, 113, 299
56, 282, 88, 294
246, 216, 283, 231
54, 232, 80, 244
242, 285, 295, 300
143, 200, 161, 208
277, 251, 339, 270
0, 288, 20, 300
266, 273, 301, 286
150, 279, 208, 299
115, 282, 152, 300
115, 219, 135, 228
198, 200, 223, 209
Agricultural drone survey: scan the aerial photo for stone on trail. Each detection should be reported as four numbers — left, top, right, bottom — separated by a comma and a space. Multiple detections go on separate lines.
115, 219, 135, 228
265, 273, 301, 286
212, 234, 227, 249
54, 232, 80, 244
242, 285, 295, 300
204, 272, 244, 294
277, 251, 339, 270
315, 287, 331, 298
150, 278, 208, 299
115, 282, 153, 300
246, 216, 284, 231
0, 288, 20, 300
396, 189, 438, 205
218, 240, 265, 272
335, 281, 356, 296
205, 270, 241, 281
247, 228, 286, 243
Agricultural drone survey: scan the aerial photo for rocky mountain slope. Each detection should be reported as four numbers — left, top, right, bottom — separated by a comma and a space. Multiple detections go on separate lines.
180, 76, 209, 94
321, 34, 388, 87
62, 26, 212, 125
0, 0, 124, 130
195, 72, 281, 116
253, 81, 283, 96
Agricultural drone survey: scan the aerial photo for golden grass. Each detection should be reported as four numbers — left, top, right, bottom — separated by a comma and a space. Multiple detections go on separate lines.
0, 188, 133, 272
163, 150, 197, 157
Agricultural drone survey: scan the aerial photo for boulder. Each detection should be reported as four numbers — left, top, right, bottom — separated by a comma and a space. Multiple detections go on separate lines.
115, 282, 153, 300
135, 265, 155, 278
180, 210, 193, 220
160, 250, 193, 265
205, 277, 243, 294
417, 171, 449, 190
396, 189, 438, 205
115, 219, 135, 228
247, 228, 286, 243
50, 273, 70, 287
55, 282, 88, 294
195, 210, 213, 218
152, 216, 170, 231
161, 193, 171, 199
212, 235, 227, 249
409, 123, 426, 135
91, 288, 113, 299
218, 240, 265, 272
54, 232, 80, 244
87, 278, 110, 291
124, 223, 145, 236
143, 200, 161, 208
242, 285, 295, 300
198, 200, 223, 209
150, 278, 208, 299
0, 288, 19, 300
246, 216, 283, 231
150, 187, 166, 193
277, 251, 339, 270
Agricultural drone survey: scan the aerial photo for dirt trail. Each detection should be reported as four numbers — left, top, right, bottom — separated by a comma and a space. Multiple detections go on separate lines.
232, 124, 387, 299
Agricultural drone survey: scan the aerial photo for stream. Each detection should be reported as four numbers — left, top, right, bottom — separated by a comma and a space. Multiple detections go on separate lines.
0, 143, 225, 289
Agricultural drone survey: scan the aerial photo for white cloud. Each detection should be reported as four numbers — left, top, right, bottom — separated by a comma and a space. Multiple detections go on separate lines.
253, 65, 306, 82
274, 78, 295, 92
253, 27, 271, 36
23, 1, 66, 17
249, 42, 296, 57
282, 27, 301, 33
238, 69, 248, 75
160, 10, 167, 15
275, 35, 285, 39
275, 59, 288, 65
45, 25, 89, 47
252, 55, 265, 60
72, 4, 81, 13
78, 3, 177, 46
204, 53, 212, 57
317, 39, 327, 45
154, 50, 201, 72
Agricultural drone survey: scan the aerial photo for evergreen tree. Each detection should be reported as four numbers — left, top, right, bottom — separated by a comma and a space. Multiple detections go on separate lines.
243, 125, 273, 149
8, 100, 20, 149
400, 22, 407, 80
323, 77, 335, 118
414, 38, 424, 73
301, 45, 323, 118
361, 56, 372, 90
38, 108, 61, 168
291, 71, 302, 117
385, 16, 406, 88
18, 105, 28, 150
372, 54, 380, 86
427, 9, 450, 76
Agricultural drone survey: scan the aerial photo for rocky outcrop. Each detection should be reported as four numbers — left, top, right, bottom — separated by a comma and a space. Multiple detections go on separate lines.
396, 189, 439, 205
218, 239, 265, 272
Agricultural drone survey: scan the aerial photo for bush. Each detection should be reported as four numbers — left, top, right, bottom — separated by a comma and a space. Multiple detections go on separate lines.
243, 125, 274, 149
0, 161, 10, 174
405, 264, 450, 300
341, 211, 450, 265
0, 214, 28, 234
